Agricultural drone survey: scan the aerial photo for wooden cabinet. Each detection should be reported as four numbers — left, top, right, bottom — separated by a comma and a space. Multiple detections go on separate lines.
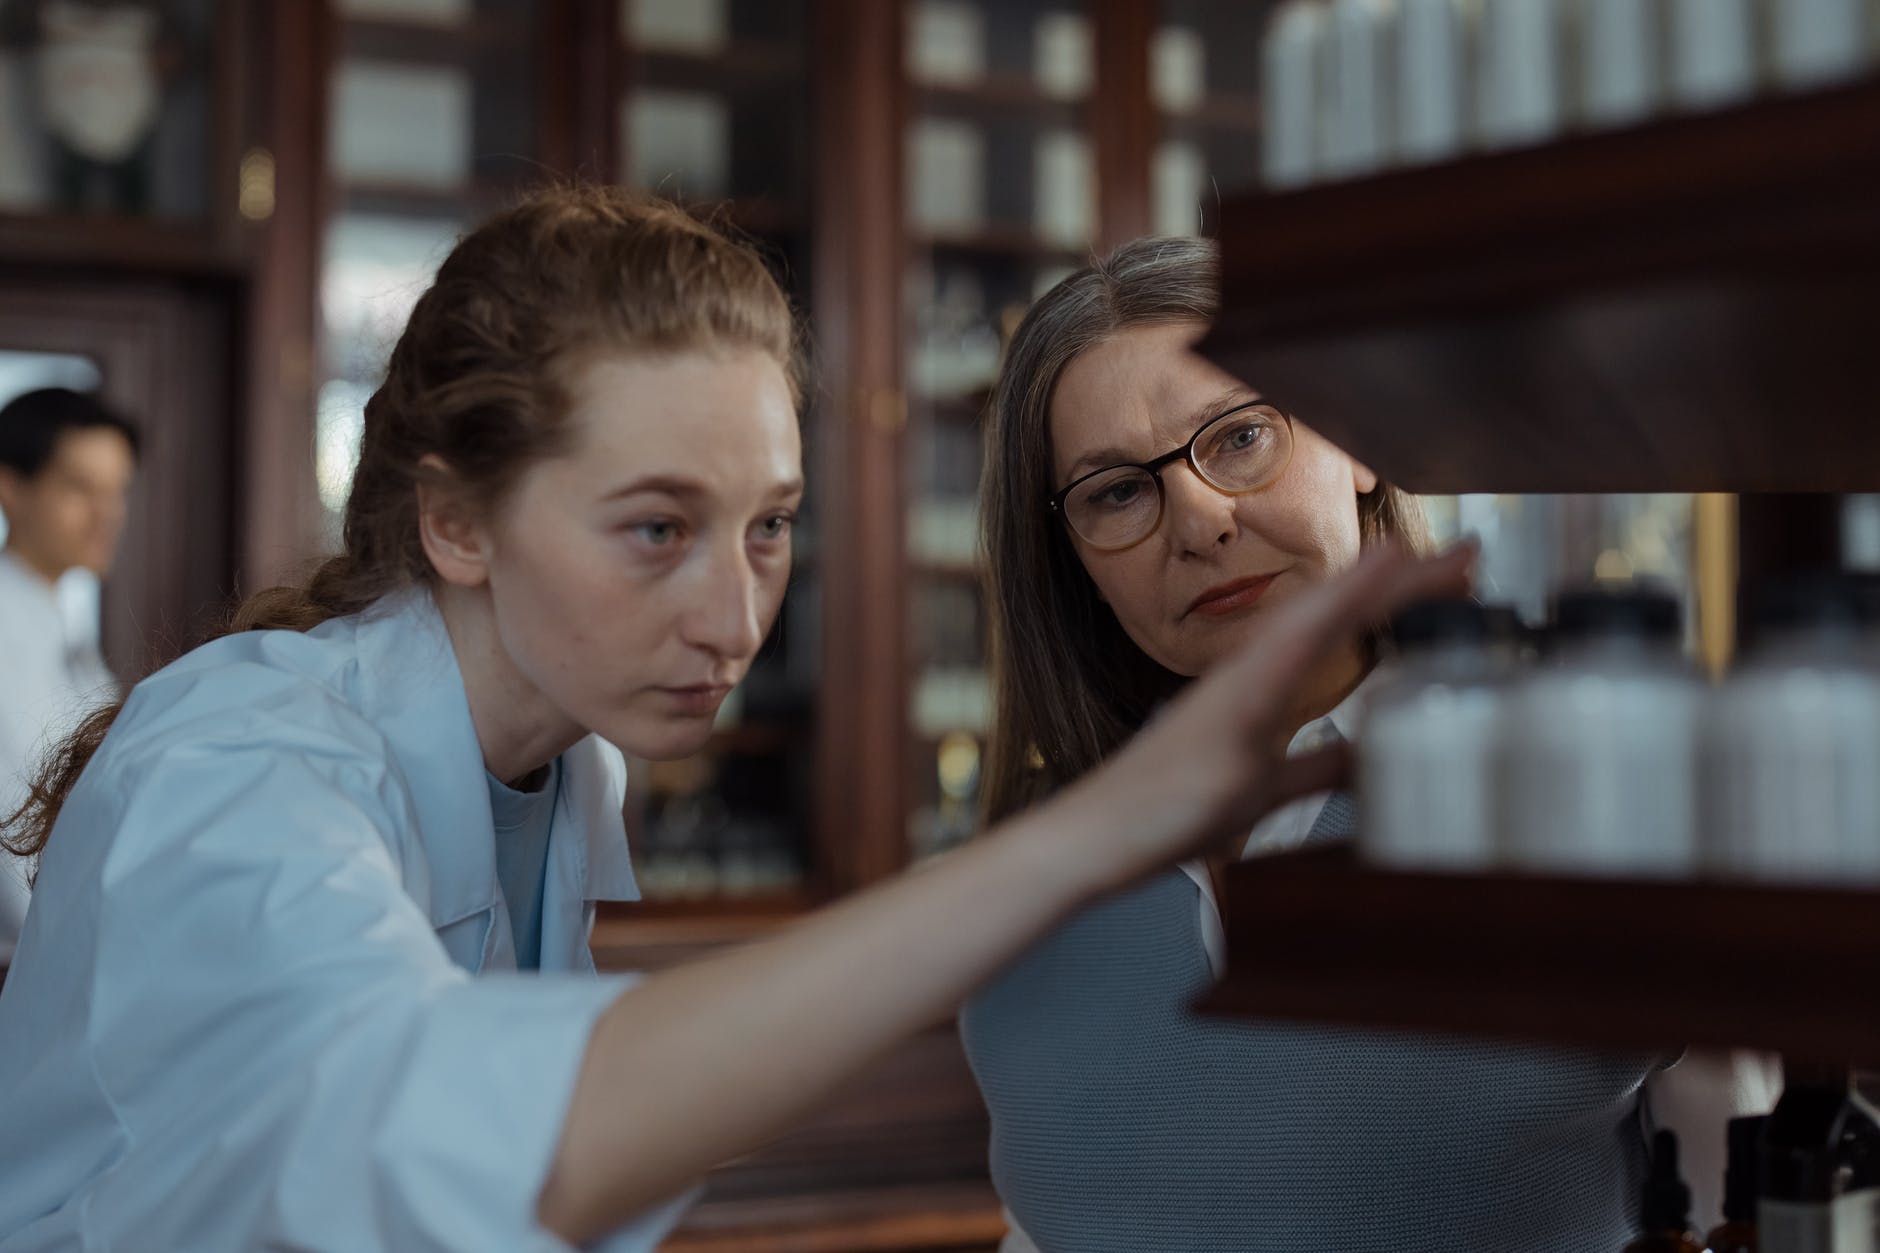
1198, 75, 1880, 1059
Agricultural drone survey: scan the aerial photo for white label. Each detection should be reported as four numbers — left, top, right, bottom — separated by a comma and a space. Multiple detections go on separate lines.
1763, 1192, 1880, 1253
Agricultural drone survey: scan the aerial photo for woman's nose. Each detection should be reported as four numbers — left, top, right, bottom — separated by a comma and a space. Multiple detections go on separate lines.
1160, 462, 1237, 552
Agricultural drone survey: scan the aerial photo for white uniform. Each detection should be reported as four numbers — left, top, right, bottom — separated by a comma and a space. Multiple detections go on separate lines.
0, 587, 689, 1251
0, 550, 116, 963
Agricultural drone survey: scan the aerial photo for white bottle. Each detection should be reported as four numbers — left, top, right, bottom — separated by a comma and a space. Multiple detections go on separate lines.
1396, 0, 1468, 164
1476, 0, 1567, 149
1320, 0, 1394, 180
1578, 0, 1660, 128
1500, 588, 1702, 877
1263, 1, 1327, 189
1359, 599, 1514, 871
1704, 576, 1880, 886
1771, 0, 1868, 89
1668, 0, 1759, 109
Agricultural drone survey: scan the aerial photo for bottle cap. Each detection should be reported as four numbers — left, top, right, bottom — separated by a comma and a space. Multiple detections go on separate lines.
1722, 1114, 1766, 1223
1745, 572, 1874, 645
1641, 1128, 1694, 1233
1389, 597, 1492, 649
1549, 585, 1681, 643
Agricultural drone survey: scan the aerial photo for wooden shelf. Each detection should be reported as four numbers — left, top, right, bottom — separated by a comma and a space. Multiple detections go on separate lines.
0, 212, 243, 276
592, 895, 813, 970
338, 179, 496, 220
914, 226, 1088, 266
916, 78, 1085, 128
341, 15, 517, 64
661, 1182, 1004, 1253
1201, 844, 1880, 1062
1162, 93, 1262, 136
912, 559, 982, 585
1198, 76, 1880, 495
917, 394, 990, 425
628, 44, 804, 94
708, 722, 798, 755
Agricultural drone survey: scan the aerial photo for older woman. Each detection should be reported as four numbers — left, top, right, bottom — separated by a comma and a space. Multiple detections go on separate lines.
962, 236, 1681, 1253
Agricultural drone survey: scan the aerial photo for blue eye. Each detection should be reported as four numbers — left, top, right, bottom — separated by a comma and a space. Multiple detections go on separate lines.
634, 520, 679, 545
1093, 480, 1146, 509
757, 514, 794, 541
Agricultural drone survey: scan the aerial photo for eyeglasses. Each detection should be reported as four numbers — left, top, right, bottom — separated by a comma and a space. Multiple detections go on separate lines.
1047, 402, 1296, 552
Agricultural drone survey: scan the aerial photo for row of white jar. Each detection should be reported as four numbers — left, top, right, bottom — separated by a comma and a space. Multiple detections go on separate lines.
1357, 581, 1880, 884
1263, 0, 1880, 189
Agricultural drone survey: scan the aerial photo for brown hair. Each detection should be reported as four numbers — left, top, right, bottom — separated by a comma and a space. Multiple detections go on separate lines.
979, 236, 1427, 824
3, 183, 799, 867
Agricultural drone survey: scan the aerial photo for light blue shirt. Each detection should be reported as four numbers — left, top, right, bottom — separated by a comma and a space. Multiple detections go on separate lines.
0, 588, 691, 1251
490, 761, 560, 972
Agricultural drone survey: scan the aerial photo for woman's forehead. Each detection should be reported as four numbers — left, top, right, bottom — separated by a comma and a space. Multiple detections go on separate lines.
1050, 326, 1248, 468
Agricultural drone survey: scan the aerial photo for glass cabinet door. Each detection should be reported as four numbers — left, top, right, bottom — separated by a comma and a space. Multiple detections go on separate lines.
903, 0, 1097, 861
318, 0, 547, 542
1150, 2, 1264, 238
0, 0, 225, 223
616, 0, 819, 904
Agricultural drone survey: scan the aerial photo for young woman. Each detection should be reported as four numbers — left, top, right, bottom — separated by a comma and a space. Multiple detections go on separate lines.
0, 188, 1473, 1252
960, 236, 1727, 1253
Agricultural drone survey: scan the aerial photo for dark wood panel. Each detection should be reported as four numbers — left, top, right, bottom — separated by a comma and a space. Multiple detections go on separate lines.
811, 0, 910, 892
0, 279, 238, 675
594, 925, 998, 1253
1198, 76, 1880, 495
915, 79, 1084, 129
0, 214, 243, 277
236, 0, 331, 590
1204, 843, 1880, 1063
1092, 0, 1154, 250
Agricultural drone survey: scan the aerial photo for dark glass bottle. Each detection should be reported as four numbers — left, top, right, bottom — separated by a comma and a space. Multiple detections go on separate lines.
1761, 1063, 1880, 1253
1627, 1129, 1707, 1253
1708, 1114, 1767, 1253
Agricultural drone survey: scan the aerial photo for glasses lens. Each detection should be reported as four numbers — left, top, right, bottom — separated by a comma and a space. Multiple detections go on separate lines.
1195, 407, 1291, 492
1066, 466, 1161, 549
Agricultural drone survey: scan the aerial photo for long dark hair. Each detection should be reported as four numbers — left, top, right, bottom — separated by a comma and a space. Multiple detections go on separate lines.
978, 236, 1428, 824
3, 184, 799, 868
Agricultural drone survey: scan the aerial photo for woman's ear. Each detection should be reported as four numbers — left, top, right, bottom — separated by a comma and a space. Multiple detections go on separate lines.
415, 454, 491, 587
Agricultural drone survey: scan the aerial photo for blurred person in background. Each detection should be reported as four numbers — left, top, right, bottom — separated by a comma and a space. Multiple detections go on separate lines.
0, 386, 136, 968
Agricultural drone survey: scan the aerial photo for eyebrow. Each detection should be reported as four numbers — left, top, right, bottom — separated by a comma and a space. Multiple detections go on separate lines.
1062, 388, 1265, 480
599, 474, 806, 503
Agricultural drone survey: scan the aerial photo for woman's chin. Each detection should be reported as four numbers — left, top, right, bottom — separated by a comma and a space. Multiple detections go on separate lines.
605, 713, 719, 762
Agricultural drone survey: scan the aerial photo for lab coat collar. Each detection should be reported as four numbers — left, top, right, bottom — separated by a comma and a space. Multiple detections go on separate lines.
347, 588, 641, 958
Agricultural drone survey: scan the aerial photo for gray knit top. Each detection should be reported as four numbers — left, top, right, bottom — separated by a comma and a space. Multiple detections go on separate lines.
960, 798, 1657, 1253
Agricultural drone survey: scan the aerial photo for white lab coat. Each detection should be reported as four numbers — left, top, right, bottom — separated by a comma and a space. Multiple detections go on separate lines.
0, 550, 118, 962
0, 587, 690, 1251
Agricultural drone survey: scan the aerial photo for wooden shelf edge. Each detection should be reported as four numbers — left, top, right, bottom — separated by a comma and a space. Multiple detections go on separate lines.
1202, 844, 1880, 1062
627, 43, 806, 92
0, 212, 245, 276
1196, 78, 1880, 495
916, 77, 1086, 126
661, 1182, 1005, 1253
913, 228, 1090, 266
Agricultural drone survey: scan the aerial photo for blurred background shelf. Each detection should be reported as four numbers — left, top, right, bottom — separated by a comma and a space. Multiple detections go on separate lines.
0, 213, 245, 276
913, 227, 1090, 265
1198, 76, 1880, 496
340, 15, 518, 62
915, 79, 1085, 127
1203, 845, 1880, 1063
630, 46, 806, 94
